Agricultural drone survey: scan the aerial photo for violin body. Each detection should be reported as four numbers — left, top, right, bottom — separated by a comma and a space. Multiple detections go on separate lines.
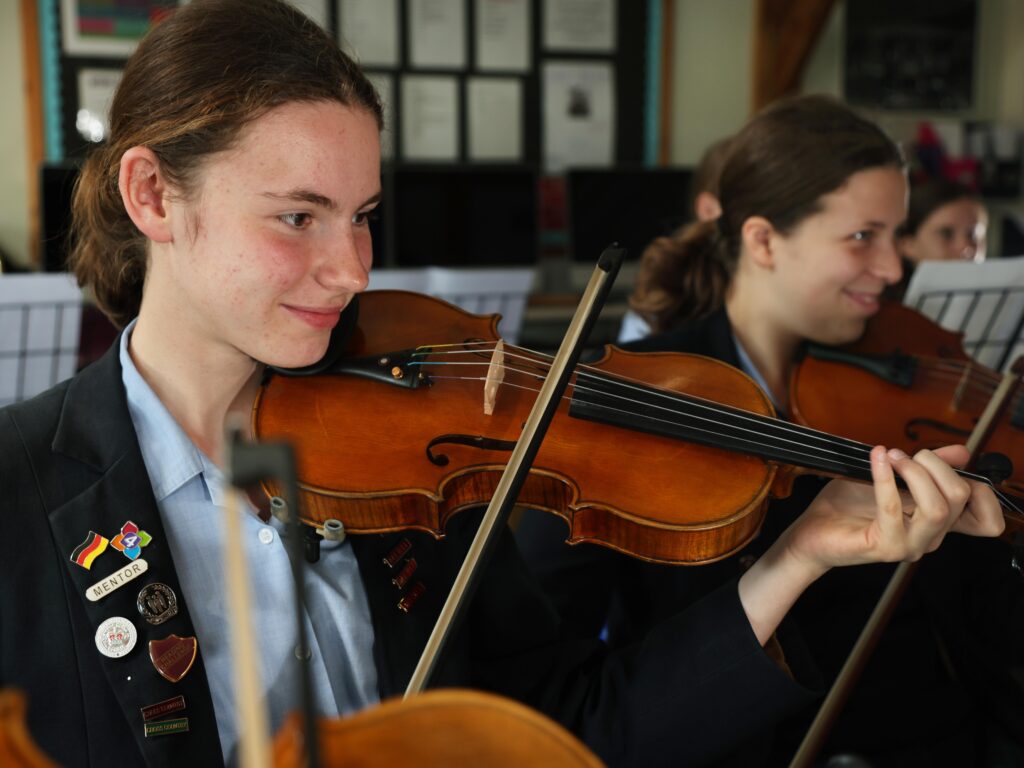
791, 301, 1024, 495
255, 291, 787, 565
272, 690, 602, 767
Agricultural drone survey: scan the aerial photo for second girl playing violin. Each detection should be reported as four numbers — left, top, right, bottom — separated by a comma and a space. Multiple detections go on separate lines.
518, 95, 1024, 766
0, 5, 1005, 767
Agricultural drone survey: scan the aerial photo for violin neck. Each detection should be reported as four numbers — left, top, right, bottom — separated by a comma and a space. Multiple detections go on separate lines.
567, 375, 1024, 521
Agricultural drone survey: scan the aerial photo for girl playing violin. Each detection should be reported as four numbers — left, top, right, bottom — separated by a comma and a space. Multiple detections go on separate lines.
0, 4, 1004, 766
518, 95, 1024, 765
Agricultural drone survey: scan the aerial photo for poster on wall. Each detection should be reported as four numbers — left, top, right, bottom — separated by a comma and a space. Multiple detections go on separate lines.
409, 0, 467, 70
401, 75, 460, 161
365, 72, 395, 159
542, 60, 615, 172
338, 0, 400, 67
475, 0, 531, 72
61, 0, 178, 57
468, 78, 523, 161
76, 69, 122, 143
543, 0, 616, 53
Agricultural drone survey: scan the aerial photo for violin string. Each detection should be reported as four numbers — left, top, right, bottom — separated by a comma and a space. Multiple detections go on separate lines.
418, 343, 1024, 427
412, 343, 1022, 515
424, 368, 1023, 516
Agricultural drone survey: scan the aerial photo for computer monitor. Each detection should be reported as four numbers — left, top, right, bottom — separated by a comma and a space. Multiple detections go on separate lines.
566, 168, 695, 263
388, 165, 538, 267
40, 163, 81, 273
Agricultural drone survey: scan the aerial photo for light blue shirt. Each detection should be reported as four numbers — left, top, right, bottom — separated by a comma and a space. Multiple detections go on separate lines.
119, 322, 379, 764
732, 333, 778, 411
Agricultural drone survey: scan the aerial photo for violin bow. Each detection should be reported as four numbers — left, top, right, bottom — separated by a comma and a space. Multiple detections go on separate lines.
788, 357, 1024, 768
404, 245, 626, 696
225, 424, 317, 768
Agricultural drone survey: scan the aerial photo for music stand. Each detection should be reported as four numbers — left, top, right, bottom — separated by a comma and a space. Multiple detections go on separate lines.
0, 274, 83, 406
903, 256, 1024, 371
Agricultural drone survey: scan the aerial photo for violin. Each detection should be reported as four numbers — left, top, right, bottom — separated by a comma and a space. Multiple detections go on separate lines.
0, 686, 601, 768
791, 301, 1024, 497
253, 291, 1024, 566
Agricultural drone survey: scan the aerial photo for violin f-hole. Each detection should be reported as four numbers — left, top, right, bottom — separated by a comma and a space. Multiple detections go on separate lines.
425, 434, 518, 466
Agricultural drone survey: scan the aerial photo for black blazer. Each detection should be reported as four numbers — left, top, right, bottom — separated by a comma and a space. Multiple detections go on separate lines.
518, 307, 1024, 765
1, 338, 817, 768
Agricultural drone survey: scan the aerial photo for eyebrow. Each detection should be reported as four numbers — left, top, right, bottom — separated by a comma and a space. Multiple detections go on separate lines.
261, 188, 382, 211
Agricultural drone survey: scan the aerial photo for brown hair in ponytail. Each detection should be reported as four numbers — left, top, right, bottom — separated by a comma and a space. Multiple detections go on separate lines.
629, 95, 903, 334
69, 0, 383, 328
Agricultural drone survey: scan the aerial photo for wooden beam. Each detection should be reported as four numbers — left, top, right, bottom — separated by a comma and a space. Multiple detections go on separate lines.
19, 0, 44, 268
752, 0, 837, 114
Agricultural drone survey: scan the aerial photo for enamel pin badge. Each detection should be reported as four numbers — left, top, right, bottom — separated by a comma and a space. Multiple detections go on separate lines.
70, 531, 110, 570
110, 521, 153, 561
149, 635, 197, 683
141, 695, 186, 723
95, 616, 138, 659
86, 559, 149, 602
137, 583, 178, 625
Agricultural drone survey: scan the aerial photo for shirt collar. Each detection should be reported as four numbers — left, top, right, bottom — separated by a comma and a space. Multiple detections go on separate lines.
120, 319, 220, 502
731, 331, 779, 411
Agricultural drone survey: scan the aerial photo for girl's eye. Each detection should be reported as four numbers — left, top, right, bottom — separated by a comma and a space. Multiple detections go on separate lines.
280, 212, 312, 229
353, 208, 378, 226
851, 230, 874, 242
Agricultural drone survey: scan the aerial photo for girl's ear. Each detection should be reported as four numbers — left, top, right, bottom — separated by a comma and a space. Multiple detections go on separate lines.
741, 216, 777, 270
118, 147, 174, 243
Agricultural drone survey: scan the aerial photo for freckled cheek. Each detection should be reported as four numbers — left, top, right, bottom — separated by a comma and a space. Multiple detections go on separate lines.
254, 236, 311, 290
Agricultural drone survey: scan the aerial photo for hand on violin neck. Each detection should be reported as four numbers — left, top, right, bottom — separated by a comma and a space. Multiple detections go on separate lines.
783, 444, 1002, 572
739, 443, 1003, 646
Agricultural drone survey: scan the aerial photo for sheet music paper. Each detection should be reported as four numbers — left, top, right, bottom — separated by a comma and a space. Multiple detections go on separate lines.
367, 268, 535, 343
0, 274, 83, 406
903, 256, 1024, 370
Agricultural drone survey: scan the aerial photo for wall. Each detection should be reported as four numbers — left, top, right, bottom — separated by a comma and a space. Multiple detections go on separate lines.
669, 0, 754, 165
0, 1, 30, 268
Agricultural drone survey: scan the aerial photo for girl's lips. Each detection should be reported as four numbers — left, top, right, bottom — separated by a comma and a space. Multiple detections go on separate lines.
283, 304, 344, 329
843, 289, 882, 314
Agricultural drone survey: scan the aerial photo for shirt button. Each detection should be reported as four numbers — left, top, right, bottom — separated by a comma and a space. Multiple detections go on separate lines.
258, 528, 274, 545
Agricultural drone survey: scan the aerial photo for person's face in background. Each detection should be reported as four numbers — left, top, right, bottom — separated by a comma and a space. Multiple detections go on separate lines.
749, 167, 906, 346
899, 197, 988, 263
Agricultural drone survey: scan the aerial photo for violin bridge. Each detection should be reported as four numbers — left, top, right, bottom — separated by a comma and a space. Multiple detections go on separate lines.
483, 340, 505, 415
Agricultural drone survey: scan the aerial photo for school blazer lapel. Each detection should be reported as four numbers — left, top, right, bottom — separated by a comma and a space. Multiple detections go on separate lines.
47, 344, 223, 766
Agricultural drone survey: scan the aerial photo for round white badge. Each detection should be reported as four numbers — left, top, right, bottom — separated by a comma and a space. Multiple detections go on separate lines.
95, 616, 137, 659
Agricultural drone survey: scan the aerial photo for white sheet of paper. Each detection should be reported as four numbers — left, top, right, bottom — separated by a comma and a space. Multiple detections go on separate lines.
903, 256, 1024, 370
542, 60, 615, 172
0, 274, 83, 405
338, 0, 399, 67
367, 268, 535, 342
476, 0, 531, 72
409, 0, 467, 69
401, 75, 460, 161
365, 72, 395, 159
468, 78, 523, 161
76, 68, 122, 143
543, 0, 616, 52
